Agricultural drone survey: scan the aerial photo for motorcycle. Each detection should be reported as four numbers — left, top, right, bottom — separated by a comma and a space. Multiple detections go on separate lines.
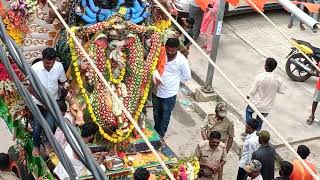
285, 39, 320, 82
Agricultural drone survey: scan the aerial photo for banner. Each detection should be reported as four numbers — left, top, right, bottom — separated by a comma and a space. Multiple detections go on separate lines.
225, 0, 320, 12
195, 0, 211, 11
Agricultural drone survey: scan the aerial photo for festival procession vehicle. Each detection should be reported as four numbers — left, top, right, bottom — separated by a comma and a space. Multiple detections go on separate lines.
0, 0, 201, 179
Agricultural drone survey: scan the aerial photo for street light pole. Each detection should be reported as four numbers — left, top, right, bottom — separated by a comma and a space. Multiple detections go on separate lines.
201, 0, 226, 93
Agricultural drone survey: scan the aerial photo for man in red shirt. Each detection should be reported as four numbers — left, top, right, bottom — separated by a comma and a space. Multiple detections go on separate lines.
290, 145, 317, 180
307, 66, 320, 124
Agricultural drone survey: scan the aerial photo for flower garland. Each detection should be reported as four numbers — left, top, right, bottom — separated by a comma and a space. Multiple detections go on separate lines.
0, 61, 28, 120
158, 157, 200, 180
68, 27, 124, 143
153, 20, 171, 32
68, 20, 162, 143
106, 59, 126, 85
2, 0, 38, 44
69, 27, 135, 143
127, 35, 144, 112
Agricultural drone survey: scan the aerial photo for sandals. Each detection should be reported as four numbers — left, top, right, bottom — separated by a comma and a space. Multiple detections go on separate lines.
306, 116, 314, 125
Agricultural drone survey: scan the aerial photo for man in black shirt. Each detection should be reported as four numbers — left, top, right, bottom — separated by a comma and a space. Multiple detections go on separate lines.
252, 130, 276, 180
273, 161, 293, 180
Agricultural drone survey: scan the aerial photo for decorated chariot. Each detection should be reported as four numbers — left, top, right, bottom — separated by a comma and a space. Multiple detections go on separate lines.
0, 0, 199, 179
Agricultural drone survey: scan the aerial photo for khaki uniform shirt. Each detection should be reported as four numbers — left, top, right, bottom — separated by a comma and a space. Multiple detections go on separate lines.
201, 114, 235, 142
194, 140, 227, 180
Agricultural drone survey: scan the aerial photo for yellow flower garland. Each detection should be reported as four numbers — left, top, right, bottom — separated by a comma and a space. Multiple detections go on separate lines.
106, 59, 126, 85
153, 20, 171, 32
69, 27, 124, 143
68, 25, 161, 143
192, 157, 200, 177
134, 46, 160, 120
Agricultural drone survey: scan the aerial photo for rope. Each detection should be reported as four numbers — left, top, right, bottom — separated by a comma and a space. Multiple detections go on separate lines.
152, 0, 319, 179
246, 0, 319, 178
248, 0, 320, 74
45, 0, 175, 179
0, 20, 108, 180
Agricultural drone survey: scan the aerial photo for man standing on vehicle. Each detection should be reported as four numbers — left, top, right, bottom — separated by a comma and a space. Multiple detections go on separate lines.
29, 48, 68, 156
152, 38, 191, 138
54, 122, 108, 179
246, 58, 285, 131
252, 130, 276, 180
194, 131, 227, 180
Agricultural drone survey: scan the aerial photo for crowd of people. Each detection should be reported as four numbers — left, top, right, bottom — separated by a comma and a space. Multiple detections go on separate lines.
150, 33, 317, 179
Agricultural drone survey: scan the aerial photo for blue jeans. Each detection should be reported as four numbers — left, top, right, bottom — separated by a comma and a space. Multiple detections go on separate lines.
31, 105, 56, 148
245, 105, 268, 131
152, 94, 177, 137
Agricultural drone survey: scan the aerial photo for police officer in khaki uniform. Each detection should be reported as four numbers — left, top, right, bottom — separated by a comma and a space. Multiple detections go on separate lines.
201, 102, 234, 180
201, 102, 234, 152
194, 131, 227, 180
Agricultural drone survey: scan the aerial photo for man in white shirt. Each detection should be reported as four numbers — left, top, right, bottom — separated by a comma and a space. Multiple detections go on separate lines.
246, 58, 284, 131
237, 118, 260, 180
152, 38, 191, 137
29, 48, 67, 156
244, 160, 263, 180
54, 122, 107, 179
188, 0, 204, 41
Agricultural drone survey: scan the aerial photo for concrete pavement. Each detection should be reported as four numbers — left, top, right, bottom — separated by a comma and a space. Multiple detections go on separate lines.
146, 84, 242, 178
188, 10, 320, 171
226, 10, 320, 94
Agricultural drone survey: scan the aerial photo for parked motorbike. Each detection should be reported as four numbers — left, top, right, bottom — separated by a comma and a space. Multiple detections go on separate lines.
285, 39, 320, 82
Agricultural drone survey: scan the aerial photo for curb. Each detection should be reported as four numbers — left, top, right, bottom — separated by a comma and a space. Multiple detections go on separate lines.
182, 75, 315, 164
182, 79, 246, 157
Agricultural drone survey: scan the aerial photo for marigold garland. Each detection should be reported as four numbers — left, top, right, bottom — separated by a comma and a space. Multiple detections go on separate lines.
153, 20, 171, 32
68, 27, 125, 143
106, 59, 126, 85
72, 34, 134, 142
2, 0, 38, 44
68, 21, 161, 143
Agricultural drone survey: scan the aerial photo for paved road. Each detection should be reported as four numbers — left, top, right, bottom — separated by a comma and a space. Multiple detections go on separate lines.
146, 87, 241, 179
225, 10, 320, 95
189, 10, 320, 170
